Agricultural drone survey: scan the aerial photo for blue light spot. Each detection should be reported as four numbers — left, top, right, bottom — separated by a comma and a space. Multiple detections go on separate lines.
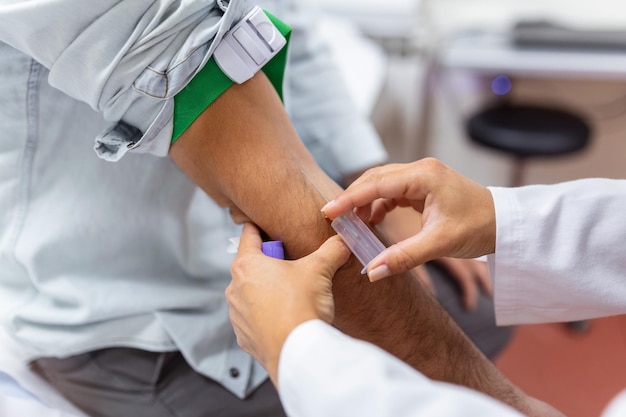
491, 75, 512, 96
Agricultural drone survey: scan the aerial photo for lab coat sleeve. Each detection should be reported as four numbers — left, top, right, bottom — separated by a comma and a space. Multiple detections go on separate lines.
602, 389, 626, 417
283, 10, 388, 182
488, 178, 626, 325
0, 0, 249, 160
0, 390, 80, 417
278, 320, 523, 417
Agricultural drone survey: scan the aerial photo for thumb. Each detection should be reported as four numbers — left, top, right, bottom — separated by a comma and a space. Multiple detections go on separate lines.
366, 231, 442, 282
304, 235, 352, 280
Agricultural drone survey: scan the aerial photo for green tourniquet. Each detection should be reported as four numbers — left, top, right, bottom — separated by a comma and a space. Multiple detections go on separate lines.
171, 10, 292, 142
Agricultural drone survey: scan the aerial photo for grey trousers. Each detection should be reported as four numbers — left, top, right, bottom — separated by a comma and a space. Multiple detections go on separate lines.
32, 262, 512, 417
32, 349, 287, 417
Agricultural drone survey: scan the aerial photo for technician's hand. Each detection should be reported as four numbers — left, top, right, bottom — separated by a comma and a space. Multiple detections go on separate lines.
432, 257, 492, 310
322, 158, 496, 282
226, 222, 351, 387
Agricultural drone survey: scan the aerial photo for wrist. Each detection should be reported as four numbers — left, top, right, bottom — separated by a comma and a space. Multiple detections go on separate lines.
479, 185, 497, 255
267, 317, 319, 388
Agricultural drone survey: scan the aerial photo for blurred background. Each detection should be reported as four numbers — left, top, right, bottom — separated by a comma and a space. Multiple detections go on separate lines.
296, 1, 626, 416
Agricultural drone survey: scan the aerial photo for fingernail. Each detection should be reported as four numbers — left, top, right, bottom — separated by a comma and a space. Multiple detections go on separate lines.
321, 200, 336, 215
368, 265, 391, 282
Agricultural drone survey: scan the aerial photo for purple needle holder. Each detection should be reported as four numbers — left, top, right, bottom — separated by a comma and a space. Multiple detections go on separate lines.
262, 240, 285, 260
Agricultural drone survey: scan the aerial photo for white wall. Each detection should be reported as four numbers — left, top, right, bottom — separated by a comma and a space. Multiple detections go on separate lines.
370, 0, 626, 187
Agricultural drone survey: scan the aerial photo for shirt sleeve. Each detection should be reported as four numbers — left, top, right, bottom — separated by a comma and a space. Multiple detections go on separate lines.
282, 9, 388, 182
0, 0, 249, 161
278, 320, 523, 417
488, 179, 626, 325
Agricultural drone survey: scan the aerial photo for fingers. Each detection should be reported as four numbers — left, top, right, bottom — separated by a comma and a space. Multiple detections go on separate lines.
368, 198, 400, 225
455, 268, 480, 311
437, 257, 480, 310
474, 261, 493, 296
445, 257, 493, 303
366, 231, 442, 282
430, 257, 495, 310
322, 164, 413, 220
237, 222, 263, 254
322, 160, 437, 220
304, 236, 351, 280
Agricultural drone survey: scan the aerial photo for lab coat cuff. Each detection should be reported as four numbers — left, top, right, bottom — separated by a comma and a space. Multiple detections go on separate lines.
488, 186, 525, 326
278, 319, 325, 386
277, 320, 337, 417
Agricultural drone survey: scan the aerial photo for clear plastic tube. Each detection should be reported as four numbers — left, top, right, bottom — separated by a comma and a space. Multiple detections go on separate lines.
331, 210, 387, 274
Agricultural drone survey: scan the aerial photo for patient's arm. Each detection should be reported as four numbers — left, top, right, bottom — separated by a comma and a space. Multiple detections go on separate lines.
169, 72, 562, 417
343, 172, 492, 310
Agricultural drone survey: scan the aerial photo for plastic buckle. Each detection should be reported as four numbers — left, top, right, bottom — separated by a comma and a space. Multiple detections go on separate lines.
214, 6, 287, 84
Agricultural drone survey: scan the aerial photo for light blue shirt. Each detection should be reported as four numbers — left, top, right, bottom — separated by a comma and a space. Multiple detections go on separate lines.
0, 0, 387, 399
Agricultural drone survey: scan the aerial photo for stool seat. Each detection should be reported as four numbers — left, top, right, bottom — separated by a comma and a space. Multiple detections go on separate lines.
466, 103, 592, 332
467, 105, 591, 157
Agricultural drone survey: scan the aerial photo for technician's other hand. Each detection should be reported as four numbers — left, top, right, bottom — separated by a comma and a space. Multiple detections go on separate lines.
322, 158, 496, 282
226, 222, 351, 387
432, 257, 492, 310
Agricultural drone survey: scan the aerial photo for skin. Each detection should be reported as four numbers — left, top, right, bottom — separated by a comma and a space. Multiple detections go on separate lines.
227, 222, 351, 386
377, 206, 492, 310
170, 73, 562, 417
322, 158, 498, 282
345, 171, 492, 310
228, 223, 560, 417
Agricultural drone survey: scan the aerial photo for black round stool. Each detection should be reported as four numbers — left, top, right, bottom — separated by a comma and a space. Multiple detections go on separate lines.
467, 104, 592, 186
467, 103, 592, 332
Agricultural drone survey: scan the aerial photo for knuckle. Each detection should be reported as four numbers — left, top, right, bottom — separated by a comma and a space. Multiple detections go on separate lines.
419, 157, 447, 176
230, 257, 248, 275
224, 284, 235, 299
230, 257, 242, 271
362, 166, 389, 185
419, 157, 441, 169
391, 245, 420, 274
235, 335, 248, 351
362, 166, 382, 179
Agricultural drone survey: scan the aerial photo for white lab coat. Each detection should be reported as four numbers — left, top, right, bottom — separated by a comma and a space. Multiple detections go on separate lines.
277, 178, 626, 417
489, 179, 626, 325
279, 320, 525, 417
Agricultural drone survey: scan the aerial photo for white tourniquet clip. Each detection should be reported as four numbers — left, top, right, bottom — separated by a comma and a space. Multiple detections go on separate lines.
214, 6, 287, 84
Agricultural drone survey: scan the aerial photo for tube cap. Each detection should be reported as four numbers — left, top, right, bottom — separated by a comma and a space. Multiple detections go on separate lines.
262, 240, 285, 260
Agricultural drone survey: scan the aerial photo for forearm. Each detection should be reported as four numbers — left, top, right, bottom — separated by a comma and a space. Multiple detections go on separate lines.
170, 72, 334, 255
170, 73, 560, 416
